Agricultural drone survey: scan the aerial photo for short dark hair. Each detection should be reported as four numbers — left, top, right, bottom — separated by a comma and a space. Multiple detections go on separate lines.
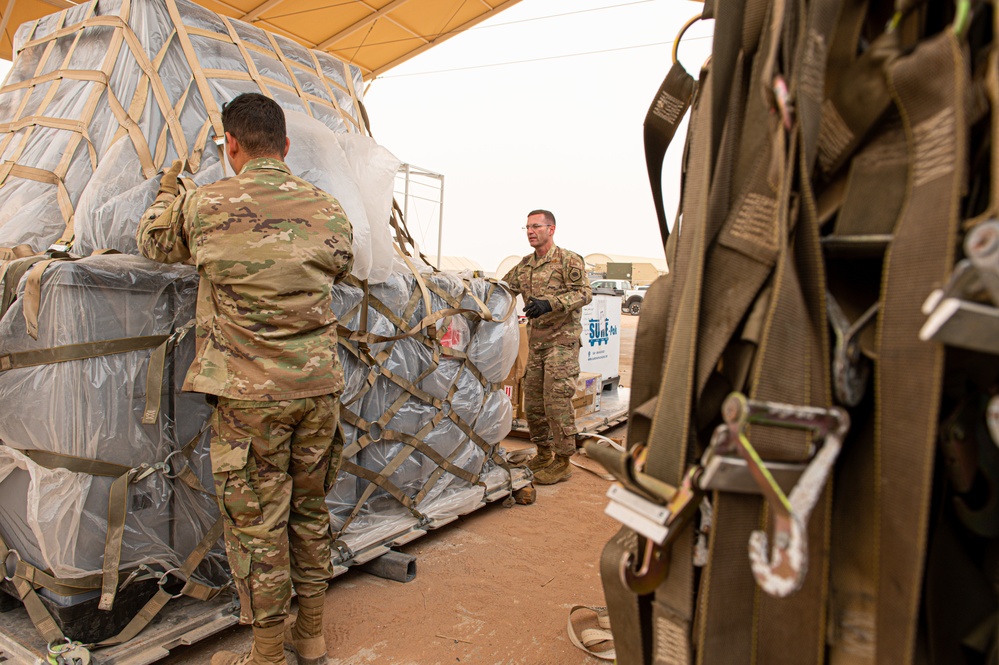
528, 209, 556, 225
221, 93, 286, 157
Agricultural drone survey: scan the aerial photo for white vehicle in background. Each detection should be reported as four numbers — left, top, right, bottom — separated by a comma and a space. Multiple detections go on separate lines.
590, 278, 631, 296
623, 285, 649, 316
589, 279, 648, 315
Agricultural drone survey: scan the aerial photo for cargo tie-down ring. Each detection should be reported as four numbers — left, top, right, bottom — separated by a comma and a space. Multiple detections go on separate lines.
3, 548, 19, 582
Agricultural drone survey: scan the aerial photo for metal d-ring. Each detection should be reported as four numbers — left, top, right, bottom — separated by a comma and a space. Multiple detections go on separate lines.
157, 567, 187, 599
46, 637, 73, 655
672, 14, 705, 66
3, 548, 19, 582
161, 450, 185, 479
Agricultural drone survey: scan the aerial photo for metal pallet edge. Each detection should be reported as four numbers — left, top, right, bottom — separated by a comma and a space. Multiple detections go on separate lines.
0, 593, 240, 665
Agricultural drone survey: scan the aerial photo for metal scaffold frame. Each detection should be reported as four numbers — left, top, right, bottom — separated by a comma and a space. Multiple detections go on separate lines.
396, 164, 445, 268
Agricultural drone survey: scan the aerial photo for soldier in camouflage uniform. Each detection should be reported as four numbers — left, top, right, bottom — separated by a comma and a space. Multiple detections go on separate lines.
503, 210, 592, 485
137, 93, 352, 665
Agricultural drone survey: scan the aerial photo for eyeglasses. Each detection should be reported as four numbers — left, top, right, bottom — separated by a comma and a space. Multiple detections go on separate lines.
523, 224, 552, 231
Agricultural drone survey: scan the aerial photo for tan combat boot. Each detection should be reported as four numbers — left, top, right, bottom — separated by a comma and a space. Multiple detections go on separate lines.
285, 594, 329, 665
533, 454, 572, 485
211, 622, 287, 665
526, 445, 555, 472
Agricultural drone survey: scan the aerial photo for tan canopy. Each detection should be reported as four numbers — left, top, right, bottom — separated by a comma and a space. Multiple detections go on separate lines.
0, 0, 524, 79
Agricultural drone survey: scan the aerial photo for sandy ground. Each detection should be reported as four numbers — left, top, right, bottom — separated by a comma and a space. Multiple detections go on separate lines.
157, 313, 639, 665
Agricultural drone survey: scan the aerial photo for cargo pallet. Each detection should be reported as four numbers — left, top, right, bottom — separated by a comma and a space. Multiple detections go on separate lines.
0, 467, 531, 665
509, 385, 631, 439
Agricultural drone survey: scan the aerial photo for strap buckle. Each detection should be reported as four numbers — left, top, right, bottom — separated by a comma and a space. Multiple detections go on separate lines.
604, 393, 849, 598
710, 393, 849, 597
921, 221, 999, 354
118, 563, 158, 592
608, 464, 702, 595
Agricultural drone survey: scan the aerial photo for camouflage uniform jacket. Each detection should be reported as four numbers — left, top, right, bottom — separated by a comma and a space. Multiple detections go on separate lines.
136, 157, 354, 400
503, 244, 592, 348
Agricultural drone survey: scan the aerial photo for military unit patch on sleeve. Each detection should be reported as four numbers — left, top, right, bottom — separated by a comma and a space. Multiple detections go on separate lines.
568, 267, 583, 282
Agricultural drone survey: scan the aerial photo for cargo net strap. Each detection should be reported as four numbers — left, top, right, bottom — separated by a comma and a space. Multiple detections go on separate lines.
389, 199, 436, 269
331, 258, 515, 538
0, 0, 366, 253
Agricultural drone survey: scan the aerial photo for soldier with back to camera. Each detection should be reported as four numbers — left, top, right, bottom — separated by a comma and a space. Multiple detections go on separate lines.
137, 92, 352, 665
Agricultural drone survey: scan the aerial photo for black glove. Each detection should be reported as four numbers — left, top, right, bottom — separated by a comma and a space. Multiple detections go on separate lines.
524, 297, 553, 319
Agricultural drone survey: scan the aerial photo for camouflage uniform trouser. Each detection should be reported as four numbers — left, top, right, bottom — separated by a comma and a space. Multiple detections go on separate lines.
523, 342, 579, 457
211, 394, 343, 628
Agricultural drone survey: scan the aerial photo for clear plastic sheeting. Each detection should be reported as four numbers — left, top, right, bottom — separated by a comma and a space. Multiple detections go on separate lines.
0, 256, 224, 590
283, 111, 373, 282
0, 0, 397, 283
466, 277, 521, 384
337, 134, 401, 284
73, 138, 159, 256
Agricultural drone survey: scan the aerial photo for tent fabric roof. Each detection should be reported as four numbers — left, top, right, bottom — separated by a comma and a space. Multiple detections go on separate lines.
585, 253, 668, 273
493, 254, 521, 279
436, 255, 482, 273
0, 0, 524, 79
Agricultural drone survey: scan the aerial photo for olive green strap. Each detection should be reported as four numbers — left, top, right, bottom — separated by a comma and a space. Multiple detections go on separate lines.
18, 448, 131, 477
644, 60, 695, 247
143, 321, 195, 425
0, 335, 169, 372
875, 30, 965, 663
94, 517, 226, 647
0, 254, 46, 319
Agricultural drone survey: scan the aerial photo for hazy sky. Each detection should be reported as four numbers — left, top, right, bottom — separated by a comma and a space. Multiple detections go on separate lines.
0, 0, 715, 275
364, 0, 714, 274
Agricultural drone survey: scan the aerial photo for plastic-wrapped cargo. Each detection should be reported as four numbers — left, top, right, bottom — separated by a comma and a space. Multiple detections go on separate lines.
0, 255, 226, 640
0, 0, 523, 648
327, 266, 519, 553
0, 0, 397, 283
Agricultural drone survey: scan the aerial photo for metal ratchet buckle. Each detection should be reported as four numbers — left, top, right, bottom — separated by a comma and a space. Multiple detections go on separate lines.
921, 219, 999, 355
605, 392, 849, 598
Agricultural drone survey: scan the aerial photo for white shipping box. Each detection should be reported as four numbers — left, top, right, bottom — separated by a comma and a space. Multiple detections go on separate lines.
579, 294, 621, 384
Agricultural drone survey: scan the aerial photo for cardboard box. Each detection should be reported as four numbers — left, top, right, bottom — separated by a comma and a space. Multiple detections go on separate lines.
572, 372, 602, 418
503, 380, 526, 420
572, 392, 595, 419
504, 335, 603, 423
502, 324, 530, 419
